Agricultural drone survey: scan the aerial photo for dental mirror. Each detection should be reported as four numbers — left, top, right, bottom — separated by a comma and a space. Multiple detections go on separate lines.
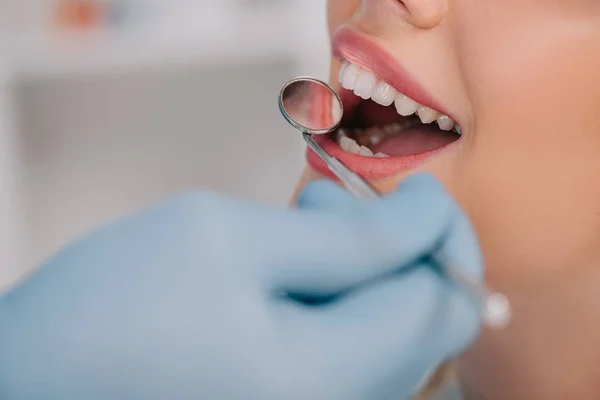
279, 77, 344, 134
279, 77, 380, 200
278, 76, 512, 330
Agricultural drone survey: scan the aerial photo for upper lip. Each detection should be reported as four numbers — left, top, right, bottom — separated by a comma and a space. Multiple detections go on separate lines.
332, 25, 453, 121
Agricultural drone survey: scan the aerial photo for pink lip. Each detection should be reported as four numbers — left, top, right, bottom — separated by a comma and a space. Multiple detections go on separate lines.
306, 26, 459, 181
332, 26, 450, 117
307, 135, 449, 180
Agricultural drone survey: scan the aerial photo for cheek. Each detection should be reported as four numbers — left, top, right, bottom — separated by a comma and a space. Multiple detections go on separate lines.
327, 0, 361, 36
455, 14, 600, 281
326, 0, 363, 89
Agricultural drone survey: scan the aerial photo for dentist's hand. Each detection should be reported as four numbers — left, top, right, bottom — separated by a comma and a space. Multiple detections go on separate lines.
0, 173, 483, 400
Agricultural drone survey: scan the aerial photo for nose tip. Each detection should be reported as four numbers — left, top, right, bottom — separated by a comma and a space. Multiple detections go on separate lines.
398, 0, 446, 29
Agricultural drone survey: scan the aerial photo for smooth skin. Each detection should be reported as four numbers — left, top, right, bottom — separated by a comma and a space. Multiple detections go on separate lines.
293, 1, 600, 399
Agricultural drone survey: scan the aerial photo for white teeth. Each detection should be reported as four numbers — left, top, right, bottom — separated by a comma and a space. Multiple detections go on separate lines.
436, 115, 455, 131
358, 146, 374, 156
332, 96, 343, 123
341, 63, 361, 91
339, 136, 357, 152
337, 133, 383, 157
338, 60, 460, 133
338, 61, 349, 84
354, 70, 377, 100
348, 139, 361, 154
384, 123, 401, 134
371, 82, 397, 106
394, 94, 419, 117
417, 106, 439, 124
365, 126, 380, 136
336, 60, 462, 156
335, 128, 349, 142
370, 135, 382, 146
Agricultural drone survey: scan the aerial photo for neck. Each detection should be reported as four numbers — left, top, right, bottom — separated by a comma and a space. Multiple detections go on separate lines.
459, 263, 600, 400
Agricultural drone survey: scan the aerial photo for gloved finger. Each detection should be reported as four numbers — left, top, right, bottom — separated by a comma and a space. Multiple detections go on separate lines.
433, 203, 484, 282
283, 264, 480, 398
263, 173, 468, 297
294, 179, 358, 211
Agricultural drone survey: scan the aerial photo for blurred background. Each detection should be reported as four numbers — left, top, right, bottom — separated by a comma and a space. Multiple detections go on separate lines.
0, 0, 330, 289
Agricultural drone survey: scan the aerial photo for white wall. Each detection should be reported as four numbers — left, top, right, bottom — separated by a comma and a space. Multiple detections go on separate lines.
0, 0, 329, 287
0, 65, 25, 289
1, 1, 331, 287
17, 61, 306, 271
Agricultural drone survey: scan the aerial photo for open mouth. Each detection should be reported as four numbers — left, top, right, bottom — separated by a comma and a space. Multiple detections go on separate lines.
306, 28, 463, 181
335, 60, 461, 158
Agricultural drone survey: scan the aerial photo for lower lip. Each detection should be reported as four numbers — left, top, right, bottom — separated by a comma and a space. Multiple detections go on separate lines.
306, 134, 454, 181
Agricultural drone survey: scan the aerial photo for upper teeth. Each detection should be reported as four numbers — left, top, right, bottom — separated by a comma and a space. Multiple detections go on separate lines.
339, 61, 459, 132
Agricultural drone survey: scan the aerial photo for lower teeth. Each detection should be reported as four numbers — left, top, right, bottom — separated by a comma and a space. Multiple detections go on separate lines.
336, 129, 389, 157
335, 120, 461, 157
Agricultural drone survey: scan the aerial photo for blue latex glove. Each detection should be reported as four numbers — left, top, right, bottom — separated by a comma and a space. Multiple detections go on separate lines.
0, 173, 483, 400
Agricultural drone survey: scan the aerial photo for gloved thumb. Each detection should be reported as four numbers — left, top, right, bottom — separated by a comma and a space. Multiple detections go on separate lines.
295, 180, 357, 211
265, 173, 470, 297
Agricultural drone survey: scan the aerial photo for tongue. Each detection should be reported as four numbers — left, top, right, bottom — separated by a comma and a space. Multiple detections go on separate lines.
351, 99, 459, 156
370, 124, 458, 156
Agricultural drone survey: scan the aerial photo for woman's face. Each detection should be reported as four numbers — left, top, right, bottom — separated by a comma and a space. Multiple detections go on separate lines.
292, 1, 600, 398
